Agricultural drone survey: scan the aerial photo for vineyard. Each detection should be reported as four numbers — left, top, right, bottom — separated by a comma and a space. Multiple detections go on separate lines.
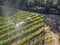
0, 11, 46, 45
0, 0, 60, 45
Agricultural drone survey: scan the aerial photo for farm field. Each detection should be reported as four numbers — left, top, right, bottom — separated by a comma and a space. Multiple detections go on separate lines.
0, 11, 46, 45
0, 0, 60, 45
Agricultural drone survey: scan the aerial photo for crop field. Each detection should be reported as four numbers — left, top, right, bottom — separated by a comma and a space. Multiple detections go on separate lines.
0, 0, 60, 45
0, 11, 45, 45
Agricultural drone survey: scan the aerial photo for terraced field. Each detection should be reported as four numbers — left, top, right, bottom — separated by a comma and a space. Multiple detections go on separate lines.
0, 11, 45, 45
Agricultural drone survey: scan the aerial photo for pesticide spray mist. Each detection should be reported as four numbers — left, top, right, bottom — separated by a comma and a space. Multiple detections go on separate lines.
2, 0, 25, 31
2, 0, 16, 24
2, 0, 20, 19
